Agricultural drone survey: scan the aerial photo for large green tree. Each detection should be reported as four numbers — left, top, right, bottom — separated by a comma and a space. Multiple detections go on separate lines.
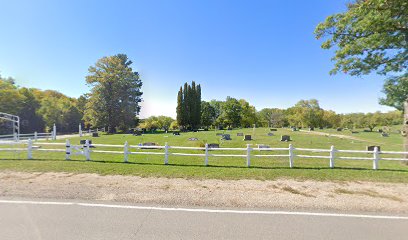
315, 0, 408, 150
85, 54, 143, 133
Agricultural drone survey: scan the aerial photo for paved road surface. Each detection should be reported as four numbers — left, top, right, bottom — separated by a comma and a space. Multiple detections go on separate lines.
0, 199, 407, 240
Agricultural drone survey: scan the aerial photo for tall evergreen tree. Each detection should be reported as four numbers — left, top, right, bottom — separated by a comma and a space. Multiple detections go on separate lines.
176, 81, 202, 130
85, 54, 143, 133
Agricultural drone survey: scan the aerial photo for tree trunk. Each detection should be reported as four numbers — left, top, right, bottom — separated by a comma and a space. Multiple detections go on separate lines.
405, 99, 408, 162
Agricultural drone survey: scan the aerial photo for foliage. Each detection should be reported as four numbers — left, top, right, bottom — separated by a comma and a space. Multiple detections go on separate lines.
0, 77, 81, 133
139, 116, 174, 131
85, 54, 142, 133
176, 81, 201, 129
379, 73, 408, 111
315, 0, 407, 76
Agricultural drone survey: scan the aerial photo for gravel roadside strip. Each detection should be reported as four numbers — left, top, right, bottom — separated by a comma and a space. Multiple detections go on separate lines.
1, 171, 407, 214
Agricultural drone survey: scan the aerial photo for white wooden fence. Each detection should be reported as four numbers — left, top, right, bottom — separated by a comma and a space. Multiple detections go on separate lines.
1, 140, 407, 170
0, 124, 57, 142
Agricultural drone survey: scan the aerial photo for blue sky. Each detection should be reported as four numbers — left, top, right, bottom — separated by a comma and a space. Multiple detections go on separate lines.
0, 0, 394, 118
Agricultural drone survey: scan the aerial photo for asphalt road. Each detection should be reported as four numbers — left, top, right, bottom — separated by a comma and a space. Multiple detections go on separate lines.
0, 199, 407, 240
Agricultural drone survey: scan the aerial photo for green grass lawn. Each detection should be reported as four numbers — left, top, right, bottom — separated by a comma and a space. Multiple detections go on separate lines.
0, 127, 407, 183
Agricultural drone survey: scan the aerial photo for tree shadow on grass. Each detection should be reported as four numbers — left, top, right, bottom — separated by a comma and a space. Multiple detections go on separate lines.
4, 158, 408, 174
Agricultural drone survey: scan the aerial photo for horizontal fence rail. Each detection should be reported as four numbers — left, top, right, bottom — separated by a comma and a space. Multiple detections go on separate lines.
0, 140, 408, 170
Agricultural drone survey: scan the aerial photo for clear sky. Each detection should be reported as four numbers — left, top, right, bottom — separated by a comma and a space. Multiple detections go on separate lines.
0, 0, 394, 118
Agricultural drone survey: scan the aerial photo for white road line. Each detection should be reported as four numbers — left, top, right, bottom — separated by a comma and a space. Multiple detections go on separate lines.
0, 199, 407, 220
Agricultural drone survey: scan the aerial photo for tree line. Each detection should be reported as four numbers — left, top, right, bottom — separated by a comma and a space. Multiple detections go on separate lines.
137, 93, 402, 132
0, 76, 83, 134
0, 54, 143, 134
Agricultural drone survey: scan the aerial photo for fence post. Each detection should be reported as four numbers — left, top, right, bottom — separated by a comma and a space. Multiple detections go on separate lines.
34, 132, 38, 141
373, 146, 380, 170
124, 141, 129, 163
164, 142, 169, 165
329, 145, 335, 168
85, 139, 91, 161
27, 139, 33, 160
246, 144, 251, 167
289, 144, 294, 168
205, 143, 209, 166
65, 139, 71, 160
13, 132, 18, 142
79, 124, 82, 137
52, 124, 57, 140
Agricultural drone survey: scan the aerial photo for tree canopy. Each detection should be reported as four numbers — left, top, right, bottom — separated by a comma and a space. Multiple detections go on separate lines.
314, 0, 407, 76
84, 54, 143, 132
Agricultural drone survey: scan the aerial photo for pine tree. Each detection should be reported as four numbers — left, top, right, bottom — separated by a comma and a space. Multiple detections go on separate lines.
176, 87, 183, 127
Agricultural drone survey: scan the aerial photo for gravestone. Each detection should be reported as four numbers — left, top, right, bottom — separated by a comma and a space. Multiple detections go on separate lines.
80, 140, 92, 145
193, 129, 198, 132
257, 144, 270, 149
351, 131, 359, 134
280, 135, 291, 142
291, 127, 298, 131
222, 134, 231, 140
237, 133, 244, 136
216, 133, 223, 136
270, 128, 277, 131
363, 129, 371, 132
80, 140, 95, 148
336, 128, 343, 131
188, 137, 199, 141
142, 142, 159, 149
319, 127, 324, 130
227, 127, 233, 130
133, 131, 142, 136
173, 132, 180, 136
92, 132, 99, 137
267, 133, 274, 136
381, 133, 389, 137
244, 135, 252, 141
208, 143, 219, 149
378, 129, 383, 133
218, 126, 224, 130
367, 145, 381, 152
309, 127, 314, 131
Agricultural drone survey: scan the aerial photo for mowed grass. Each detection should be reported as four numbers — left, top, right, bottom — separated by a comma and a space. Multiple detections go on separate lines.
0, 127, 407, 183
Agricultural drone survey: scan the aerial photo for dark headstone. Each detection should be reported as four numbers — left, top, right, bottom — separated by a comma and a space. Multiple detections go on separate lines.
204, 128, 209, 131
193, 129, 198, 132
80, 140, 93, 145
381, 133, 389, 137
188, 137, 199, 141
367, 146, 381, 152
218, 126, 224, 130
378, 129, 383, 133
221, 134, 231, 140
336, 128, 343, 131
244, 135, 252, 141
237, 133, 244, 136
319, 127, 324, 130
92, 132, 99, 137
258, 144, 270, 149
267, 133, 274, 136
280, 135, 291, 142
351, 131, 359, 134
208, 143, 219, 149
363, 129, 371, 132
141, 142, 159, 149
309, 127, 314, 131
270, 128, 277, 131
291, 127, 297, 131
227, 127, 232, 130
133, 131, 142, 136
173, 132, 180, 136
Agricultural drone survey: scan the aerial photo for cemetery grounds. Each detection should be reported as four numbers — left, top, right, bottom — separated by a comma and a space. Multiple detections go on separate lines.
0, 127, 407, 183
